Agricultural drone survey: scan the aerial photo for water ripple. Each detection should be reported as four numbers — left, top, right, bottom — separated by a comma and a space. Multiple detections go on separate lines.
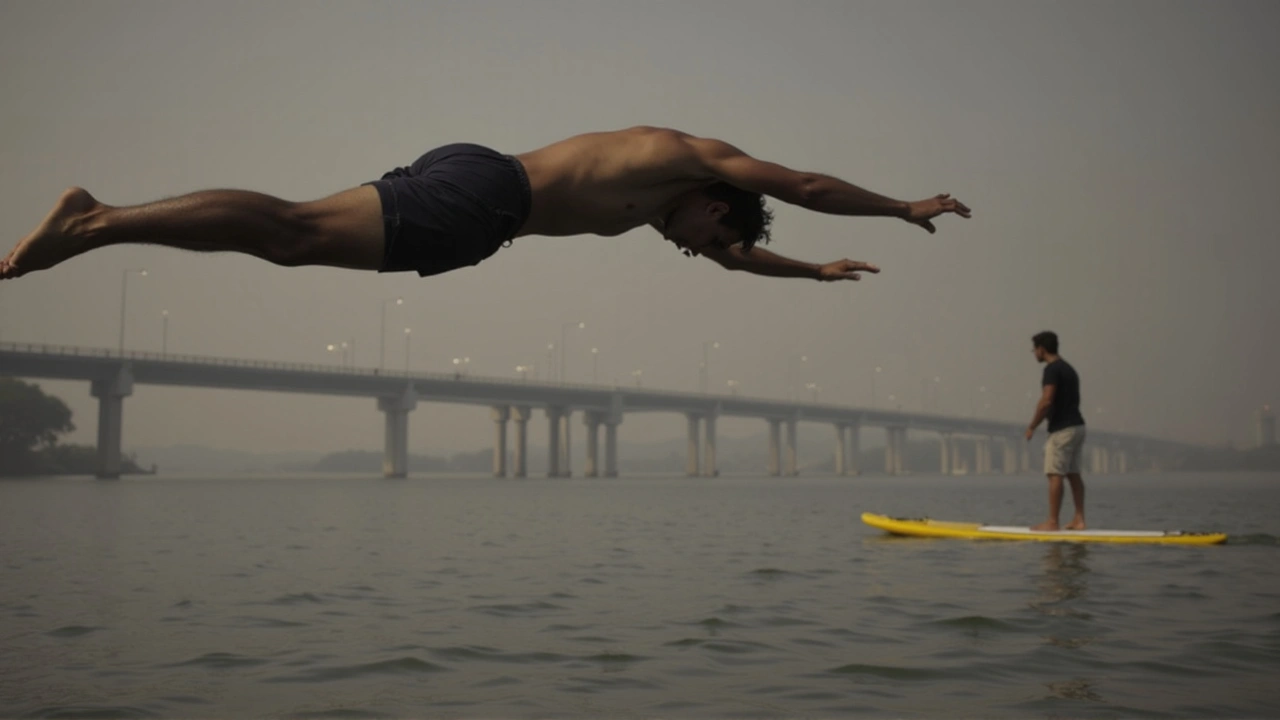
45, 625, 101, 638
265, 656, 449, 683
165, 652, 270, 670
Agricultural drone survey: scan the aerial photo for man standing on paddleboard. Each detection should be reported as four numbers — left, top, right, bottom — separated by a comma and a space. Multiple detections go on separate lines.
1025, 331, 1087, 531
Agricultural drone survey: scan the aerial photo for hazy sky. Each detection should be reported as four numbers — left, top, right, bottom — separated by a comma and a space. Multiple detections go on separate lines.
2, 0, 1277, 455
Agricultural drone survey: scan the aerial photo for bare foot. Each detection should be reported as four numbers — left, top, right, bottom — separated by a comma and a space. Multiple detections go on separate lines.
0, 187, 102, 280
1030, 521, 1060, 531
1064, 518, 1087, 531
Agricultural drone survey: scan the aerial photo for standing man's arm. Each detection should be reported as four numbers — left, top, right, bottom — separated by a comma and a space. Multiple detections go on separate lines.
1026, 385, 1057, 441
685, 136, 972, 233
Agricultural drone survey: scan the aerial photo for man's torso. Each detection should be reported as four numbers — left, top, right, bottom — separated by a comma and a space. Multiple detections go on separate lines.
513, 127, 714, 238
1043, 359, 1086, 433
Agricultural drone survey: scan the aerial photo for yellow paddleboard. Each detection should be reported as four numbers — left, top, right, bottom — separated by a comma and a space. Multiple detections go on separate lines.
861, 512, 1228, 545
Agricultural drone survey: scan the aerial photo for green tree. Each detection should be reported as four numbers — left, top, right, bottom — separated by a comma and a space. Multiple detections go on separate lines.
0, 378, 76, 468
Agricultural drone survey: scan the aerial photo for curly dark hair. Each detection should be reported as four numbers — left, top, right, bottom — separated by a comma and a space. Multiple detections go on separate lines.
703, 182, 773, 251
1032, 331, 1059, 354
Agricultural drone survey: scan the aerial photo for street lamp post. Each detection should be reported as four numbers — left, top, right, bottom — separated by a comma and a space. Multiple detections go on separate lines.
161, 310, 169, 355
631, 369, 643, 387
700, 340, 720, 393
118, 268, 147, 354
871, 366, 882, 408
787, 354, 810, 400
727, 379, 739, 396
403, 327, 411, 372
516, 364, 533, 381
379, 297, 403, 370
559, 321, 585, 383
327, 341, 351, 367
806, 382, 820, 402
591, 347, 599, 383
972, 385, 987, 418
452, 356, 471, 377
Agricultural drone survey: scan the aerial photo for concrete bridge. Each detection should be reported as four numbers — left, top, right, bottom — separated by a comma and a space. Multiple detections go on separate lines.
1, 342, 1190, 479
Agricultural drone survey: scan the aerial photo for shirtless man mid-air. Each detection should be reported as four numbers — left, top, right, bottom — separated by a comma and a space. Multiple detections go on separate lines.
1, 126, 971, 282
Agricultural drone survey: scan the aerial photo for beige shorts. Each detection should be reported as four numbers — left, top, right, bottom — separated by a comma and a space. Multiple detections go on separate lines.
1044, 425, 1087, 475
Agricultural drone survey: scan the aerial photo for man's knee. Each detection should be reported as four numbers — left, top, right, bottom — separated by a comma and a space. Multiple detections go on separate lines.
260, 202, 323, 267
277, 189, 385, 270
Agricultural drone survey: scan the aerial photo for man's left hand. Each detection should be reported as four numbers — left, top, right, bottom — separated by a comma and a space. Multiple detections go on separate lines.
1025, 427, 1035, 441
818, 259, 880, 282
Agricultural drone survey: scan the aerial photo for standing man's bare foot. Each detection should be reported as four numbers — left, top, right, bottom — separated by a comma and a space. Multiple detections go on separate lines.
0, 187, 103, 280
1064, 518, 1087, 531
1030, 521, 1060, 532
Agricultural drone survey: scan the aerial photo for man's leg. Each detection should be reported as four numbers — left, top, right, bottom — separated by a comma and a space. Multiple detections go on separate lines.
1064, 473, 1086, 530
1032, 474, 1065, 531
1, 185, 386, 279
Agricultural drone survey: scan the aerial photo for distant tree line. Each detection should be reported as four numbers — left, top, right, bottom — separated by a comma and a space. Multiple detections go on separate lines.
0, 378, 148, 476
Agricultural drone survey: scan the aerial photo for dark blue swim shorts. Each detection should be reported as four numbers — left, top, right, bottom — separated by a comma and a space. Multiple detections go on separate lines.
364, 143, 531, 277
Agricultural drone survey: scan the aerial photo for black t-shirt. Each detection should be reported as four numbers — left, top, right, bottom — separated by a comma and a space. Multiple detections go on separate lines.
1042, 359, 1086, 433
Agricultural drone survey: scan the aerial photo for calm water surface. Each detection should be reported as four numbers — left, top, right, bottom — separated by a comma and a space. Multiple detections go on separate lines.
2, 472, 1278, 718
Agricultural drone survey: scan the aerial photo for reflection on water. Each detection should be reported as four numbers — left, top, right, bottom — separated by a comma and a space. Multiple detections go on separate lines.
1031, 543, 1091, 619
1031, 543, 1102, 704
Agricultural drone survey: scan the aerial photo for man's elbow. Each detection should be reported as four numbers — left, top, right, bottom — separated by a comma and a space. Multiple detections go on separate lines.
794, 176, 825, 207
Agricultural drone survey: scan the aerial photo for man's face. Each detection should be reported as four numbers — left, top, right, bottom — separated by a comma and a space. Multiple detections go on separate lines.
1033, 345, 1047, 363
664, 199, 738, 256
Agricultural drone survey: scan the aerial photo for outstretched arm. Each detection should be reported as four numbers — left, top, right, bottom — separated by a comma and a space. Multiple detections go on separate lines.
685, 136, 972, 233
701, 245, 879, 281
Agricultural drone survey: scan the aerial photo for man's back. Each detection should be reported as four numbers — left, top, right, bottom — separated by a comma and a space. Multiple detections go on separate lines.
1043, 359, 1086, 432
515, 127, 715, 238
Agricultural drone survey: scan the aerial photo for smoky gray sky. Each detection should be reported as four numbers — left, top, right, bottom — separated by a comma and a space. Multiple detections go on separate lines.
2, 0, 1277, 455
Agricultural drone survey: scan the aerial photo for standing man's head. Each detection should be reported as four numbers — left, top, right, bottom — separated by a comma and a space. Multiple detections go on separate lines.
1032, 331, 1060, 363
662, 182, 773, 256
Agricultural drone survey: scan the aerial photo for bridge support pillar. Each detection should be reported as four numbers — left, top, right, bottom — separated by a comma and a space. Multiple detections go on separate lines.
940, 432, 952, 475
884, 427, 904, 475
890, 427, 908, 475
545, 406, 563, 478
702, 412, 718, 477
767, 419, 782, 476
975, 436, 991, 474
834, 424, 847, 476
1003, 438, 1018, 475
559, 411, 573, 477
491, 406, 509, 477
91, 363, 134, 479
583, 412, 601, 478
604, 418, 620, 477
1094, 446, 1111, 475
377, 385, 417, 479
1020, 442, 1031, 473
512, 406, 531, 478
686, 413, 701, 477
785, 417, 799, 476
845, 422, 861, 476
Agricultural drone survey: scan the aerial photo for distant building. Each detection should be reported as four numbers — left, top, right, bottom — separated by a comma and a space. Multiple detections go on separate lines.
1257, 406, 1276, 448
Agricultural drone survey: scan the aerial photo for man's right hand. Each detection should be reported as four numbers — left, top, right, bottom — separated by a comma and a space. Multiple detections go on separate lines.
904, 194, 972, 234
818, 259, 880, 282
